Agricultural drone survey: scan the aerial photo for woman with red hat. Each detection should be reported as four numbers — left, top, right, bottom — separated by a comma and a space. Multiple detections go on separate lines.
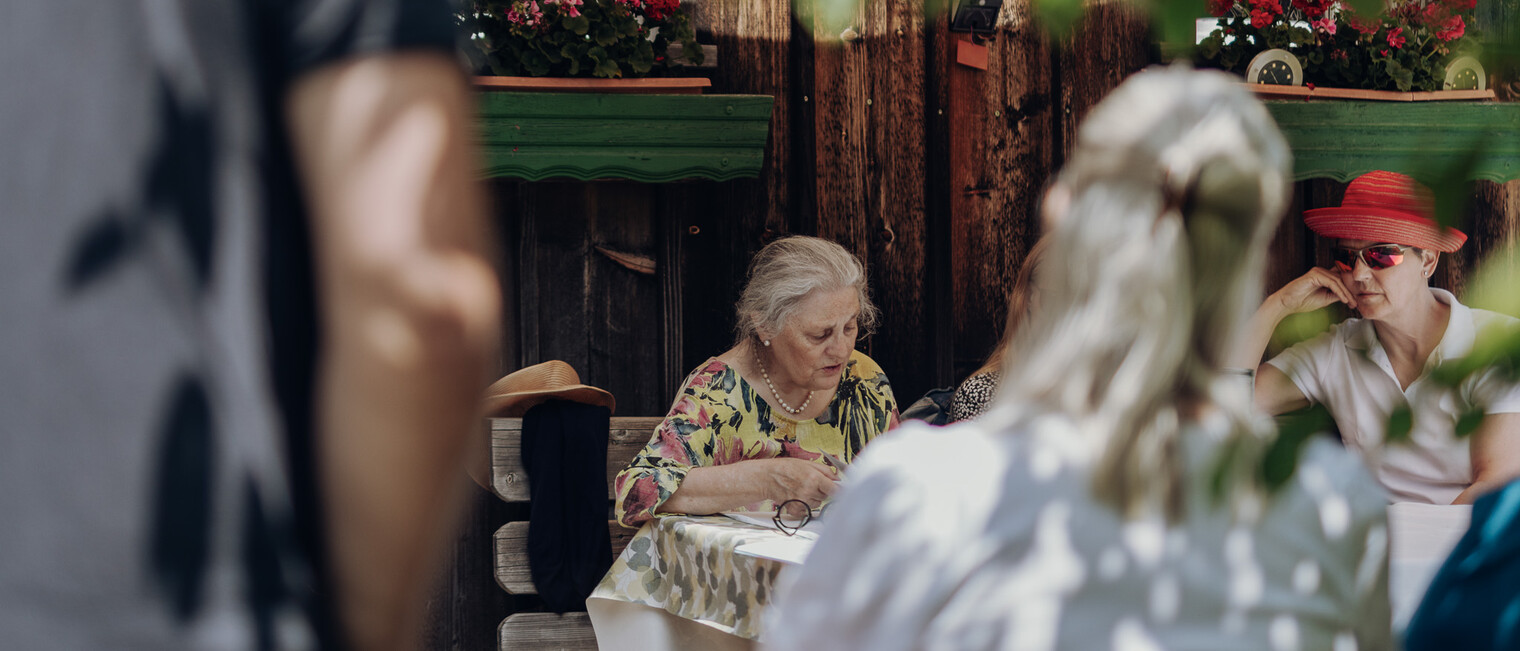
1233, 170, 1520, 505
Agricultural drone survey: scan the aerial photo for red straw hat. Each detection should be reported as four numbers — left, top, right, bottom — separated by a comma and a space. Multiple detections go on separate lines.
1303, 170, 1466, 253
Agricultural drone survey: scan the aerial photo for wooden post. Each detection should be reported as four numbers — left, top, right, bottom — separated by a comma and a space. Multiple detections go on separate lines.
943, 0, 1054, 382
797, 0, 933, 403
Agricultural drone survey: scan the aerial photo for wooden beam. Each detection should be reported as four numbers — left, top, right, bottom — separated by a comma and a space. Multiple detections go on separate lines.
489, 417, 664, 503
494, 521, 638, 595
498, 612, 598, 651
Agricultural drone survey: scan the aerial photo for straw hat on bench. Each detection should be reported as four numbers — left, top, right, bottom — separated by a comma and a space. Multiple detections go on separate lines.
482, 360, 616, 418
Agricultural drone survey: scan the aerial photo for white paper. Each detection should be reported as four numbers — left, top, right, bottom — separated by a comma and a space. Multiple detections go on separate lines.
734, 537, 816, 566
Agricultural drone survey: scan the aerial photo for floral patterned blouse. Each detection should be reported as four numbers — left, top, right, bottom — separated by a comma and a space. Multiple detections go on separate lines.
614, 350, 899, 527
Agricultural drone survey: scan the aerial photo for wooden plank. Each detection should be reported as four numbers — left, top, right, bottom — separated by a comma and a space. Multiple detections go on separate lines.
800, 0, 930, 401
490, 417, 664, 503
1247, 84, 1495, 102
495, 521, 638, 595
585, 183, 665, 416
476, 93, 774, 182
922, 3, 956, 390
945, 1, 1054, 381
1055, 1, 1154, 165
860, 0, 930, 404
657, 188, 689, 399
475, 76, 711, 94
521, 181, 593, 381
498, 612, 598, 651
806, 0, 871, 251
421, 482, 517, 651
671, 0, 794, 378
1261, 100, 1520, 183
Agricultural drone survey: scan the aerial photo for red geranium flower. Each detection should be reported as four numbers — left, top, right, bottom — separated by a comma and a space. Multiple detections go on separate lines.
1208, 0, 1233, 17
1436, 15, 1465, 41
1386, 26, 1405, 49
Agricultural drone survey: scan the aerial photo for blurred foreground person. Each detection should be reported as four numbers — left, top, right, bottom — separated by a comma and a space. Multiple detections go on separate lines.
768, 67, 1391, 650
0, 2, 499, 650
1235, 170, 1520, 505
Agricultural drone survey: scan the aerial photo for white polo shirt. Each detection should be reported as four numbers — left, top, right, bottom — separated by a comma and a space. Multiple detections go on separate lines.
1267, 289, 1520, 504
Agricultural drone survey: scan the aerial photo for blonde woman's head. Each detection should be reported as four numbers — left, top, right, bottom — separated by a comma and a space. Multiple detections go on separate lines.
999, 65, 1292, 520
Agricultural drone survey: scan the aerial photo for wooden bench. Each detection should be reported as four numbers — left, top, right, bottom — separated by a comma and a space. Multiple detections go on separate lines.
489, 416, 664, 651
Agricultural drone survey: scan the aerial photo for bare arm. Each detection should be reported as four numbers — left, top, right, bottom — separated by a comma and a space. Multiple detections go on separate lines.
1229, 267, 1355, 415
657, 458, 838, 519
286, 52, 501, 651
1454, 412, 1520, 504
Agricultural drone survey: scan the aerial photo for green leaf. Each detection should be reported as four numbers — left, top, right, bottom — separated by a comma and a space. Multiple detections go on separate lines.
1343, 0, 1382, 20
593, 22, 618, 46
564, 13, 590, 35
683, 40, 705, 65
1031, 0, 1085, 39
593, 57, 622, 78
1262, 405, 1333, 493
618, 15, 640, 37
1386, 405, 1414, 444
1455, 410, 1486, 439
1384, 57, 1415, 92
1155, 0, 1206, 57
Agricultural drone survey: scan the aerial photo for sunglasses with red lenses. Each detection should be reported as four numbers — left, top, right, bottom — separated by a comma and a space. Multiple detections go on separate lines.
1332, 244, 1410, 272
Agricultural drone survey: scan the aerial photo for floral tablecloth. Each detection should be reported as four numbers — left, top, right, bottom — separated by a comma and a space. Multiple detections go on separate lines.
590, 514, 797, 641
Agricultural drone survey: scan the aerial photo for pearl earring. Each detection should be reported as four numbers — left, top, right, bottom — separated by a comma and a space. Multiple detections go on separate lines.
763, 340, 771, 347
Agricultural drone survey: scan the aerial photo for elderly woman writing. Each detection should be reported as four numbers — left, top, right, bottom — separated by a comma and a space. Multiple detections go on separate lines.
1233, 171, 1520, 504
613, 236, 899, 527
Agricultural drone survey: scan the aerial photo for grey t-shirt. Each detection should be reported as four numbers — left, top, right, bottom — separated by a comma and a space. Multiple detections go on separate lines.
0, 2, 452, 648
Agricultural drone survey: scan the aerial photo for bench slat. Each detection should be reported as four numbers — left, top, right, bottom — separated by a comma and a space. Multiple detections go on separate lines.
490, 416, 663, 503
498, 612, 597, 651
495, 521, 638, 594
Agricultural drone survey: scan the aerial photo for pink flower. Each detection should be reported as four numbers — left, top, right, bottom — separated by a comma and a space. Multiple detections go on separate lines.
1312, 16, 1336, 35
1380, 48, 1389, 57
1436, 15, 1465, 41
1386, 26, 1405, 48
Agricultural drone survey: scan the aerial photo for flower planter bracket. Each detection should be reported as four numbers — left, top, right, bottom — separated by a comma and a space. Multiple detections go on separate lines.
476, 91, 774, 182
1263, 99, 1520, 183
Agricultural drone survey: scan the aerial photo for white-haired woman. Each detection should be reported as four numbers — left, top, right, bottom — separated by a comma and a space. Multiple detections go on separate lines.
614, 236, 899, 527
768, 67, 1391, 650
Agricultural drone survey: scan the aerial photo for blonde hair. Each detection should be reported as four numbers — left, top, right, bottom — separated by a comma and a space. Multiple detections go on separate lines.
994, 66, 1291, 521
734, 236, 879, 345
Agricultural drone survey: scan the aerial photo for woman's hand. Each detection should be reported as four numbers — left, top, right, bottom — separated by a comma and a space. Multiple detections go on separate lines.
746, 458, 839, 518
1268, 267, 1356, 315
655, 457, 839, 518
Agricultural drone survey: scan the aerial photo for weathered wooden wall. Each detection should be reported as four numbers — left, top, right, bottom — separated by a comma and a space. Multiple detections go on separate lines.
486, 0, 1158, 415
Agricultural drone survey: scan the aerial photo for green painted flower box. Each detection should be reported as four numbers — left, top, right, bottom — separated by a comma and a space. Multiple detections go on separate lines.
1262, 99, 1520, 183
476, 90, 774, 182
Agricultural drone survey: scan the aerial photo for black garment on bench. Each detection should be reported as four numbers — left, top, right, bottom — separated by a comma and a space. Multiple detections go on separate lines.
521, 399, 615, 612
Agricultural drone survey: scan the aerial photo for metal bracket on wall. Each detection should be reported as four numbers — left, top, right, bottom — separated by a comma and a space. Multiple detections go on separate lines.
949, 0, 1002, 35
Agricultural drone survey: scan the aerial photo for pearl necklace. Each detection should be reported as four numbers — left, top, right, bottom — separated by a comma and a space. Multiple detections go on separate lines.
755, 351, 813, 415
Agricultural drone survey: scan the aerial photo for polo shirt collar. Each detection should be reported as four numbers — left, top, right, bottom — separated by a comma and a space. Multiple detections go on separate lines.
1429, 288, 1474, 363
